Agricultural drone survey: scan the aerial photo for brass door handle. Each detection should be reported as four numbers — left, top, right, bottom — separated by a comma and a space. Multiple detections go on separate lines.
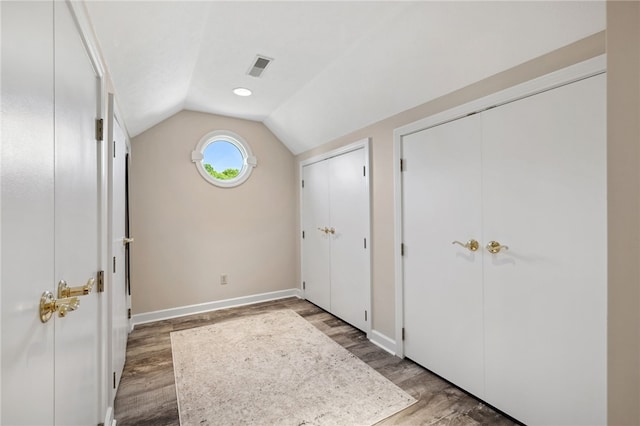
40, 291, 80, 323
123, 237, 134, 246
316, 227, 336, 235
486, 240, 509, 254
58, 278, 95, 298
452, 239, 479, 252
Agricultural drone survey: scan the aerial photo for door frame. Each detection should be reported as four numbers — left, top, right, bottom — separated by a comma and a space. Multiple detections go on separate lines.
299, 138, 372, 336
392, 55, 606, 357
106, 93, 133, 411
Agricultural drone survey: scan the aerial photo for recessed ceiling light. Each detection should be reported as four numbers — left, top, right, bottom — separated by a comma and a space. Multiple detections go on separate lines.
233, 87, 252, 97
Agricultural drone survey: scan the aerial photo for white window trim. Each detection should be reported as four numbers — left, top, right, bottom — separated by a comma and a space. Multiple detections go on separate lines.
191, 130, 257, 188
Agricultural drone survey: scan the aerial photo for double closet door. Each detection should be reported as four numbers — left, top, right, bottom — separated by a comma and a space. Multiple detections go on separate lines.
2, 1, 103, 424
402, 73, 606, 425
302, 146, 370, 332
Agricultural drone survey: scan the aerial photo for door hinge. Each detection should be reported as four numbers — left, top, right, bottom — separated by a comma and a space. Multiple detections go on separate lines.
401, 243, 405, 256
97, 270, 105, 293
365, 310, 368, 321
302, 281, 306, 290
113, 256, 116, 273
364, 238, 367, 249
402, 327, 405, 341
95, 118, 104, 141
128, 308, 132, 319
301, 180, 305, 188
400, 158, 405, 172
113, 140, 116, 158
113, 371, 116, 389
363, 165, 366, 177
302, 230, 305, 239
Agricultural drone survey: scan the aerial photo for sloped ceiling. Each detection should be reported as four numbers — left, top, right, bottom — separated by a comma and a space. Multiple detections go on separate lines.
85, 1, 605, 155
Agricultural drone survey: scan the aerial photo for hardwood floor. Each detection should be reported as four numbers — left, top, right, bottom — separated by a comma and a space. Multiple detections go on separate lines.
114, 297, 519, 425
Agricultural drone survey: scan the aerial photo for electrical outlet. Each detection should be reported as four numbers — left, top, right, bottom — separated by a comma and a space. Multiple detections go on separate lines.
220, 274, 228, 285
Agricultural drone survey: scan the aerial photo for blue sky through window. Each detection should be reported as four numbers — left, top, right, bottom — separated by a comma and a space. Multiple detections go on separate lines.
203, 140, 243, 171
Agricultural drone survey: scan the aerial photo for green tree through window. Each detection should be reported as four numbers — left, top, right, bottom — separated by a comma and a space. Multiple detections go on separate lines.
204, 163, 240, 180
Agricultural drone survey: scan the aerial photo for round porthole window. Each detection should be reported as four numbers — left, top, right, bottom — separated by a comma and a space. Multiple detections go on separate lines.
191, 130, 257, 188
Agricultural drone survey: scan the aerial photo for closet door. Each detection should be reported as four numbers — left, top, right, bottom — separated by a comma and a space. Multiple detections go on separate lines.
302, 160, 331, 311
1, 2, 56, 424
302, 146, 370, 331
329, 148, 369, 331
54, 2, 102, 424
2, 2, 102, 424
402, 114, 485, 397
482, 74, 606, 425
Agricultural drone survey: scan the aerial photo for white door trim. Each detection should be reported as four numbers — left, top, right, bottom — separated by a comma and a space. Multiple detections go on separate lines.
299, 138, 372, 336
106, 93, 125, 410
393, 54, 606, 357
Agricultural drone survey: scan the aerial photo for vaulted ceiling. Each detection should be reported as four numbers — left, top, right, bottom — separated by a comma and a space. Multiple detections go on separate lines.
85, 1, 605, 155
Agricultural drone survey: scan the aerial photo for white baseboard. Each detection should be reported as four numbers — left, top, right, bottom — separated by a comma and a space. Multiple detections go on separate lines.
103, 406, 114, 426
369, 330, 397, 356
132, 288, 303, 327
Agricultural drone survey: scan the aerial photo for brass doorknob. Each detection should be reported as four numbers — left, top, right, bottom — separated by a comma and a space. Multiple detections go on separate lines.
39, 291, 80, 323
452, 239, 479, 252
486, 240, 509, 254
317, 227, 329, 234
328, 227, 335, 235
123, 237, 134, 246
58, 278, 95, 298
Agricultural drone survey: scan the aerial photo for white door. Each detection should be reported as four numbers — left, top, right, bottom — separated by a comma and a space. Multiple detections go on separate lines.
302, 160, 331, 311
1, 2, 56, 424
110, 115, 129, 403
54, 1, 102, 424
302, 146, 371, 331
482, 74, 607, 425
1, 2, 102, 424
402, 114, 485, 397
328, 148, 369, 331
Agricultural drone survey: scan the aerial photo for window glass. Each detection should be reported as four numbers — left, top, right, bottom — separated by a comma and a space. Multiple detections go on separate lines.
203, 141, 243, 181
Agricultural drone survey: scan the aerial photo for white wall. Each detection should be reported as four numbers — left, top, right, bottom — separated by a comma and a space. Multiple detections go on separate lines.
130, 110, 296, 314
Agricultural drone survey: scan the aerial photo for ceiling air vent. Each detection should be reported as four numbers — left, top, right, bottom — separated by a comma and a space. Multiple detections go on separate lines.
247, 55, 273, 78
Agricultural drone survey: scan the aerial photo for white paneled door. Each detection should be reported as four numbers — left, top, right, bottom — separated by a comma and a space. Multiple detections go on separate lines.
400, 72, 606, 425
301, 144, 370, 332
1, 2, 56, 424
1, 1, 102, 424
54, 2, 102, 424
110, 115, 130, 405
481, 74, 606, 425
302, 159, 331, 311
402, 114, 485, 398
328, 148, 369, 331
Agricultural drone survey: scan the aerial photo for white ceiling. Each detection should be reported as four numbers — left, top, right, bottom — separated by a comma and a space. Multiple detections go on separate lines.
85, 1, 605, 155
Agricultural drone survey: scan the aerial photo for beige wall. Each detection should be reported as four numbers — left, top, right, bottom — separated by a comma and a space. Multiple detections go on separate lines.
296, 32, 605, 339
607, 1, 640, 425
130, 111, 296, 314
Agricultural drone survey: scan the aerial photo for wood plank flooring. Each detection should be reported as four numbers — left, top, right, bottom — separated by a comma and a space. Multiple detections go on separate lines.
114, 297, 519, 425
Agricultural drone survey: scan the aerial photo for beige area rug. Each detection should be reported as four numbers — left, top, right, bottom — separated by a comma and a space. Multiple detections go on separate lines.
170, 309, 416, 426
